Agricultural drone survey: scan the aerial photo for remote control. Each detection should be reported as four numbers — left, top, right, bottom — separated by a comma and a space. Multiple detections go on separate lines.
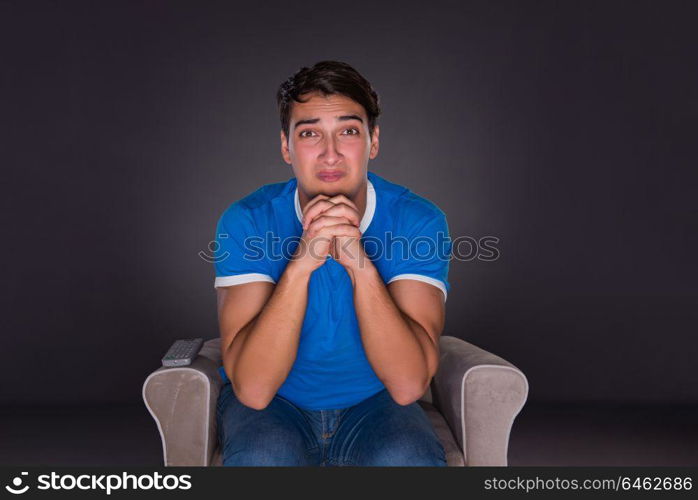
161, 338, 204, 367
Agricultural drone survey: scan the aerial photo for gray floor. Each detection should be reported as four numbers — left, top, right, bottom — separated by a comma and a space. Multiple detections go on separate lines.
508, 402, 698, 466
1, 402, 696, 466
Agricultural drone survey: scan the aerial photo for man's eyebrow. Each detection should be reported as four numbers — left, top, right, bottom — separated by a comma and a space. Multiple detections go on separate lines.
293, 114, 364, 128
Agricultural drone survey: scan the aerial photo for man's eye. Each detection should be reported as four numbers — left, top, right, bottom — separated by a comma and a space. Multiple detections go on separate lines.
299, 128, 358, 138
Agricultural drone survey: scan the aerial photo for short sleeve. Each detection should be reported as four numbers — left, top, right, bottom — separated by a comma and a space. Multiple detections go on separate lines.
212, 203, 275, 288
385, 211, 452, 301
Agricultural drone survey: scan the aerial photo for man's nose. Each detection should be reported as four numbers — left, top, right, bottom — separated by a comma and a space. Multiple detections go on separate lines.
320, 135, 342, 165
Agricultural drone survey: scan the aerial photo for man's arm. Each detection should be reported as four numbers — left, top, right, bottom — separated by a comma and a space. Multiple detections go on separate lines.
218, 260, 312, 410
218, 191, 348, 410
351, 263, 445, 405
300, 192, 447, 406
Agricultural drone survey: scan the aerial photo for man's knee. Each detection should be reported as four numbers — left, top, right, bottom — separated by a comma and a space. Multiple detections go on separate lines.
221, 427, 315, 466
360, 430, 447, 466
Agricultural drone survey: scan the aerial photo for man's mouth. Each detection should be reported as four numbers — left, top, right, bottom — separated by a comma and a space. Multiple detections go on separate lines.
316, 170, 345, 182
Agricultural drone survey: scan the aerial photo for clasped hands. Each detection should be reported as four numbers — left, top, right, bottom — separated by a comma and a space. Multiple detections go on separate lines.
292, 193, 369, 280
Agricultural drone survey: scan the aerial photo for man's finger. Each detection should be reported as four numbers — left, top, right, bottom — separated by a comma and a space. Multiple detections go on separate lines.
302, 195, 334, 227
306, 206, 359, 229
316, 223, 362, 239
325, 194, 358, 212
303, 197, 361, 228
303, 199, 335, 228
306, 215, 354, 237
302, 194, 331, 219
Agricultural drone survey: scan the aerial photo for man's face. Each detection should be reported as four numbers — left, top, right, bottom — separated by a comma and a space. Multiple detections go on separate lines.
280, 92, 379, 199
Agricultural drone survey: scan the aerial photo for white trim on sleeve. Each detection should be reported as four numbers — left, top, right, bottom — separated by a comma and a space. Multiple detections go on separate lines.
214, 273, 276, 288
386, 273, 448, 302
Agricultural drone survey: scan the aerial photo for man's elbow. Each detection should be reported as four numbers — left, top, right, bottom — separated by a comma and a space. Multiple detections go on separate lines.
231, 381, 274, 411
239, 397, 271, 411
388, 380, 430, 406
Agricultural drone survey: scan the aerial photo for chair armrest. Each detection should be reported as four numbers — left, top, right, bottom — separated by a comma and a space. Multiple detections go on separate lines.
431, 335, 529, 466
142, 338, 222, 466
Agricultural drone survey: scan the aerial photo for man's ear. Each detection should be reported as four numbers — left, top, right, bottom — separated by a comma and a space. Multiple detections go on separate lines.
369, 124, 380, 159
280, 130, 292, 165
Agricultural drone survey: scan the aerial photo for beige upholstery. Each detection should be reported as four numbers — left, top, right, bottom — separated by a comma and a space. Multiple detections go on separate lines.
143, 335, 528, 466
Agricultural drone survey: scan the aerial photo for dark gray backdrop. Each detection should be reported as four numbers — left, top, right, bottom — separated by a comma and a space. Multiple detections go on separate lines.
2, 0, 696, 407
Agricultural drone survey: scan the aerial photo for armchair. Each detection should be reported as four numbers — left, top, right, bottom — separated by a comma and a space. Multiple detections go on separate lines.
142, 335, 528, 466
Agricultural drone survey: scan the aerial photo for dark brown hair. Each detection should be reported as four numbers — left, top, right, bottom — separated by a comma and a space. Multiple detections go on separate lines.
276, 60, 381, 141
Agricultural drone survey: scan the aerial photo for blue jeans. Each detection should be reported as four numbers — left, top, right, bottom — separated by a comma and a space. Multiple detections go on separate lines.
216, 382, 447, 466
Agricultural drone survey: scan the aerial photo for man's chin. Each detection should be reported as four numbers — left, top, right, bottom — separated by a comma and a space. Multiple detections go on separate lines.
317, 188, 347, 197
299, 175, 363, 199
310, 183, 349, 198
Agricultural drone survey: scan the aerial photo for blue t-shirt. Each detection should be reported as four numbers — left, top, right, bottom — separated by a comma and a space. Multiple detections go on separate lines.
212, 170, 451, 410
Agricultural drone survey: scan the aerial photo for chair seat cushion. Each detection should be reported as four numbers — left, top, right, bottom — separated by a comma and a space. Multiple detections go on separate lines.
418, 400, 465, 466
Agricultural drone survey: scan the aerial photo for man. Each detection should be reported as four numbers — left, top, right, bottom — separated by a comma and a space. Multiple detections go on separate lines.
213, 60, 452, 466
